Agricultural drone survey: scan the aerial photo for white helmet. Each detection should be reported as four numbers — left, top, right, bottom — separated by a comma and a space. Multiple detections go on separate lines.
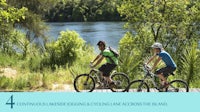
151, 42, 163, 49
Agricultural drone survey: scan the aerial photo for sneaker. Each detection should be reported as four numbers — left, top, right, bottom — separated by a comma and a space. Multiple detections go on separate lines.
109, 81, 117, 88
160, 82, 170, 89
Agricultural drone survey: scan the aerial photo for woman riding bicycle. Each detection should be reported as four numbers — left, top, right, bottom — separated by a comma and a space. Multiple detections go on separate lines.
90, 41, 118, 88
146, 42, 177, 88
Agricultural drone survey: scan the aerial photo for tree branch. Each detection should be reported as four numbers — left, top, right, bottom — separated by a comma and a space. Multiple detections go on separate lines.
151, 23, 156, 41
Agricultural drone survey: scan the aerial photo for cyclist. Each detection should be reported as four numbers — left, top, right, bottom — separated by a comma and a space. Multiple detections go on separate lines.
91, 41, 118, 88
146, 42, 177, 88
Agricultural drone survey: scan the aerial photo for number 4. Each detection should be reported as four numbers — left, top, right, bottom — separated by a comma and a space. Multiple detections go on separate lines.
6, 95, 15, 109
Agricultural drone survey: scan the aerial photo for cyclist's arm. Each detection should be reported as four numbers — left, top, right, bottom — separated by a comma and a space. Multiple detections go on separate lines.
152, 57, 162, 70
92, 54, 101, 63
93, 55, 104, 67
147, 55, 157, 64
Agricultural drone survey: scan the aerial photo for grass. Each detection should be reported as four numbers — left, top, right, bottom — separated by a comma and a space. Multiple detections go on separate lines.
0, 45, 95, 91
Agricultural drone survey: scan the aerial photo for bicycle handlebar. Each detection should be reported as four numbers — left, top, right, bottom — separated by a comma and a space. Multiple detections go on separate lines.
143, 64, 152, 73
89, 62, 94, 68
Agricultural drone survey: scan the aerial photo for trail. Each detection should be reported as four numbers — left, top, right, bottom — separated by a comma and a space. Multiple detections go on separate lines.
0, 67, 200, 92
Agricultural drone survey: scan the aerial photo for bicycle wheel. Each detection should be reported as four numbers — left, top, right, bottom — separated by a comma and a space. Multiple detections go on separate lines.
166, 80, 189, 92
74, 74, 95, 92
110, 72, 130, 92
127, 80, 150, 92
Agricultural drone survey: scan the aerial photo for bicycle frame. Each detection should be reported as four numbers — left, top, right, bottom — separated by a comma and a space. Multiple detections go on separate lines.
141, 72, 160, 90
142, 65, 179, 91
88, 68, 118, 89
88, 68, 109, 86
89, 69, 100, 81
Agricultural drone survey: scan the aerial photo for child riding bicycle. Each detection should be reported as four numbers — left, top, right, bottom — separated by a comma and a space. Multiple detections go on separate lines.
146, 42, 177, 88
90, 41, 118, 88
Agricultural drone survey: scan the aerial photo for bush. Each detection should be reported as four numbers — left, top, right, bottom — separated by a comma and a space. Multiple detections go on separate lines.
118, 33, 141, 80
180, 41, 200, 86
118, 31, 153, 80
0, 76, 13, 89
43, 30, 85, 69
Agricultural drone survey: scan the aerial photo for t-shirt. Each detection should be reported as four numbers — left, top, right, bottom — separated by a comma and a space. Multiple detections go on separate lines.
157, 51, 176, 68
101, 48, 118, 65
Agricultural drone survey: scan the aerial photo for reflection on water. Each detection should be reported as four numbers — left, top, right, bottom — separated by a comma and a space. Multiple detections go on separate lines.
46, 22, 127, 51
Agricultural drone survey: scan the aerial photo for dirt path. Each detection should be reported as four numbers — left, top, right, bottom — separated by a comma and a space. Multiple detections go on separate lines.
0, 67, 17, 78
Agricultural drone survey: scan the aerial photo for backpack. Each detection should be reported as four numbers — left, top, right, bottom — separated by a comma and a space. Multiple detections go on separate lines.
109, 47, 119, 58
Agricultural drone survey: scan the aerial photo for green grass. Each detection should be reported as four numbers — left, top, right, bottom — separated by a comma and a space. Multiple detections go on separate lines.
0, 45, 95, 91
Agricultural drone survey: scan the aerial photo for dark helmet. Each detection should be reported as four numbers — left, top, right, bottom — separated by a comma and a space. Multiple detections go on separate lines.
97, 40, 106, 47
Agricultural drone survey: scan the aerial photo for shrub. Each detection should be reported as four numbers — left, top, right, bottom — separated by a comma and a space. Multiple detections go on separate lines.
180, 41, 200, 86
43, 30, 85, 69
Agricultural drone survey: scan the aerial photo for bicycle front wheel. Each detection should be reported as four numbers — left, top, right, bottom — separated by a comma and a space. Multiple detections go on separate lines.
127, 80, 150, 92
110, 72, 130, 92
74, 74, 95, 92
166, 80, 189, 92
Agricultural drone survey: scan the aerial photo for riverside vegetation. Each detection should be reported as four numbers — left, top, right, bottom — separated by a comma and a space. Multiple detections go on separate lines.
0, 0, 200, 91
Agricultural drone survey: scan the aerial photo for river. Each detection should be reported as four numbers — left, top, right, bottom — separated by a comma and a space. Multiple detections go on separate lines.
46, 22, 127, 50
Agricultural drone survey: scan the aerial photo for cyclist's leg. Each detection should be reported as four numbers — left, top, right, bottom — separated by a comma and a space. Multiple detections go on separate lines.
155, 66, 176, 87
101, 63, 116, 84
155, 67, 170, 84
98, 64, 107, 81
158, 74, 167, 85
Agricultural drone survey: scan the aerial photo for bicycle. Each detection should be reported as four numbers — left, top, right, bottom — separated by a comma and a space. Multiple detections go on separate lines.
127, 64, 189, 92
73, 64, 130, 92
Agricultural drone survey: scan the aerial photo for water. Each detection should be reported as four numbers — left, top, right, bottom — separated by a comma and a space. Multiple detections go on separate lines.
46, 22, 127, 50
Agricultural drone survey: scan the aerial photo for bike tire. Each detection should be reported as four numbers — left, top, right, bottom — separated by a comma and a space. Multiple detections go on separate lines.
127, 80, 150, 92
110, 72, 130, 92
74, 74, 95, 92
166, 80, 189, 92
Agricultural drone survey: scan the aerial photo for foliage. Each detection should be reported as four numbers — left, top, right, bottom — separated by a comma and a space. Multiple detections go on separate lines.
119, 0, 200, 42
118, 0, 200, 86
0, 76, 13, 89
7, 0, 58, 15
180, 41, 200, 87
43, 30, 85, 69
0, 0, 27, 54
46, 0, 122, 22
0, 44, 95, 90
118, 33, 142, 79
6, 0, 50, 56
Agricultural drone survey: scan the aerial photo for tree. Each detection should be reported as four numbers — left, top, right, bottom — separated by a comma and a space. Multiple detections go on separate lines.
7, 0, 58, 16
118, 0, 200, 56
0, 0, 27, 54
118, 0, 200, 83
45, 0, 122, 22
6, 0, 59, 57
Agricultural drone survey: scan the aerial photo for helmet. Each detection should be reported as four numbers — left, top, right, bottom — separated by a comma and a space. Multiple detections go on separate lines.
151, 42, 163, 49
97, 40, 106, 47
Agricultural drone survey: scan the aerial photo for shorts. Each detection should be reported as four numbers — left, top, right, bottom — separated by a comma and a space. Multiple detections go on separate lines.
155, 66, 176, 77
98, 63, 116, 77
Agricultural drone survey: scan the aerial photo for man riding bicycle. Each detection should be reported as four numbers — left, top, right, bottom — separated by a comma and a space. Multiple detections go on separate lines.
146, 42, 177, 88
90, 41, 118, 88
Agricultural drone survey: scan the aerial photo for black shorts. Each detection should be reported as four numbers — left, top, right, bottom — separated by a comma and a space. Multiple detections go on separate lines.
155, 66, 176, 77
98, 63, 116, 77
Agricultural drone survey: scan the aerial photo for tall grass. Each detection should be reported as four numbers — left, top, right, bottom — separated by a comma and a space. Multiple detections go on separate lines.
0, 44, 95, 91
